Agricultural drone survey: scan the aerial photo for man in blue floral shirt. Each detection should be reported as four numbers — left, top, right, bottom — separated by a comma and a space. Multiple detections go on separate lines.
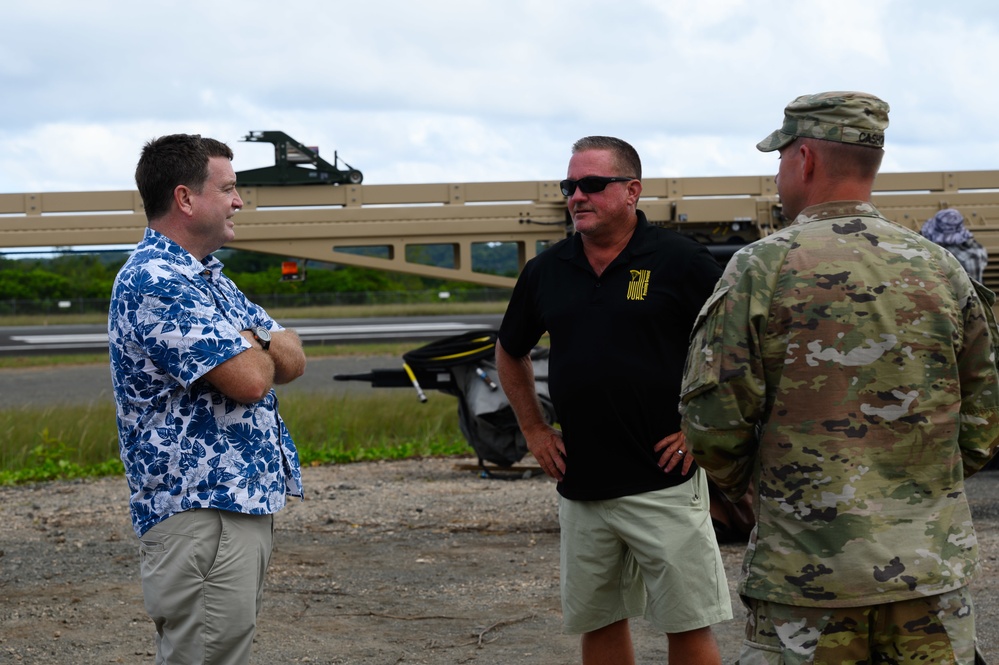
109, 133, 307, 664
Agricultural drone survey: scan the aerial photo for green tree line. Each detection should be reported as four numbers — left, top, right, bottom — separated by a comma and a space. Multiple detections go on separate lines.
0, 242, 524, 302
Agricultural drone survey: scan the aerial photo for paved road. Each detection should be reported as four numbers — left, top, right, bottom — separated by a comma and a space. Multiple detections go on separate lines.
0, 314, 502, 355
0, 354, 412, 408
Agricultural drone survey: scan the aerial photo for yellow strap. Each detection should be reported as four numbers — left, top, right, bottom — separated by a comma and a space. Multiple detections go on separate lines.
428, 341, 495, 362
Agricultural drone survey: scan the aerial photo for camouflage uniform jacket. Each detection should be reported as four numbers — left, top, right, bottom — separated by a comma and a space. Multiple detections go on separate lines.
680, 200, 999, 607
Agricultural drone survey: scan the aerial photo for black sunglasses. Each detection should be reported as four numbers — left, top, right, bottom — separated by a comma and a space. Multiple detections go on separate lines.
559, 176, 634, 197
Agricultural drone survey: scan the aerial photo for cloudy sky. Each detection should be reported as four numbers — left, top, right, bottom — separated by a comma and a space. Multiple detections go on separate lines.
2, 0, 997, 194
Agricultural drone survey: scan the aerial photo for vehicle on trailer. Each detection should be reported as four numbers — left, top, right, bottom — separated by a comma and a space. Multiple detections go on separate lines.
236, 130, 363, 186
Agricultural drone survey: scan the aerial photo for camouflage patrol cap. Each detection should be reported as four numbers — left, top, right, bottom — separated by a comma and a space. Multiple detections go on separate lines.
756, 91, 890, 152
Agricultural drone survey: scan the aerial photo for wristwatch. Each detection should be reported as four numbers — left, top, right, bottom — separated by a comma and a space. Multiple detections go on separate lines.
250, 326, 271, 350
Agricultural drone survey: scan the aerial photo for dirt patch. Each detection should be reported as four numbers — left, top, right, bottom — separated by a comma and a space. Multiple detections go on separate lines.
2, 459, 998, 664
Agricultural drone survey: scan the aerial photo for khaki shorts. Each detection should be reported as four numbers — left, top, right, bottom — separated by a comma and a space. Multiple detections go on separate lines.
558, 468, 733, 634
738, 589, 980, 665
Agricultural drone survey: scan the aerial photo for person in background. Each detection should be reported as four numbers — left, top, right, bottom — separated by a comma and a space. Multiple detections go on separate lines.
681, 91, 999, 664
497, 135, 731, 665
108, 133, 306, 665
921, 207, 989, 282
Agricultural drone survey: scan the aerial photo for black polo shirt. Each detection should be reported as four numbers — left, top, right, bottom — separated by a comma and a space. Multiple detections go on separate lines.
499, 210, 722, 500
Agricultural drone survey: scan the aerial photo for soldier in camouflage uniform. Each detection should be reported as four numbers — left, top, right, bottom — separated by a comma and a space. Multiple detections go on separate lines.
679, 91, 999, 664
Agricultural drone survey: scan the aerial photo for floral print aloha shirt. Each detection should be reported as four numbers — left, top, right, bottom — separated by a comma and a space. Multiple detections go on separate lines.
109, 228, 303, 537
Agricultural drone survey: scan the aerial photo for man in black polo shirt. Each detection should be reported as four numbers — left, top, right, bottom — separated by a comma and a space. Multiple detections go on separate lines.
496, 136, 731, 664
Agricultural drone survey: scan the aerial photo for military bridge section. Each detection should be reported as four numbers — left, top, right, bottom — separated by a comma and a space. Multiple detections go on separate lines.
2, 170, 998, 290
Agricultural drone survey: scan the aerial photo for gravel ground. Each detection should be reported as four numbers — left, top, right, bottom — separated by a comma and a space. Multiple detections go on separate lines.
1, 458, 998, 665
2, 357, 998, 663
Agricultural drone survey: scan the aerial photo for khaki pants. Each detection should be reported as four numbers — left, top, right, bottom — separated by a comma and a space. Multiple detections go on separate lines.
138, 509, 274, 665
738, 589, 980, 665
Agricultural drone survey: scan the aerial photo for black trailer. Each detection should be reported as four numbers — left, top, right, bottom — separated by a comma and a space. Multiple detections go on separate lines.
236, 130, 362, 186
334, 330, 555, 474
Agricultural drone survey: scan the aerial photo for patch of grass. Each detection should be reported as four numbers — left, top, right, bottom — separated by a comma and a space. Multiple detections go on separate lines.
0, 353, 111, 370
0, 391, 471, 486
284, 391, 469, 466
0, 401, 122, 484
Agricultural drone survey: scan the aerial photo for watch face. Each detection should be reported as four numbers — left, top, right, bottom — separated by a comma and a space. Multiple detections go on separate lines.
256, 326, 271, 341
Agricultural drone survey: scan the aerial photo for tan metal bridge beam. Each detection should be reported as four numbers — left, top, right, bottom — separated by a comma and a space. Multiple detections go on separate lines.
2, 171, 998, 289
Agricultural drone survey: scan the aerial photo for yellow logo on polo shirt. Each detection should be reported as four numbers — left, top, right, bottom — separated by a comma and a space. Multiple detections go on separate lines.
627, 269, 650, 301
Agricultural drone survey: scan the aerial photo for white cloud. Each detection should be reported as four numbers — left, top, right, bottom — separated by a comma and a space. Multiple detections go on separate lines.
1, 0, 998, 193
